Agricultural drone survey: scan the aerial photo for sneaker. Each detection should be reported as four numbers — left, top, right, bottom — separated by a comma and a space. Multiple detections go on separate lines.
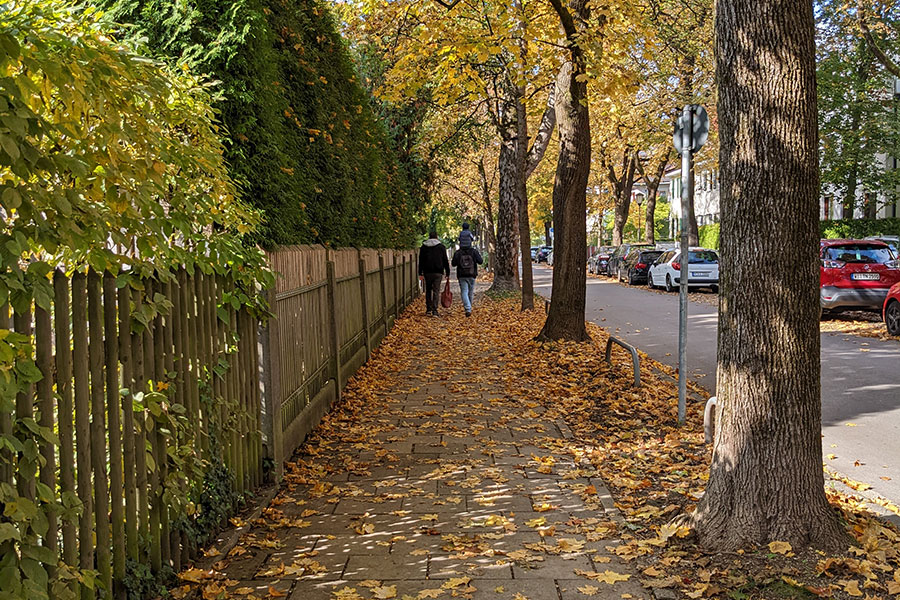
465, 311, 471, 318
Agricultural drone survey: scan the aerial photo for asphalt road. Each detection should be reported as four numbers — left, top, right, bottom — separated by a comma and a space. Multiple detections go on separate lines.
530, 264, 900, 505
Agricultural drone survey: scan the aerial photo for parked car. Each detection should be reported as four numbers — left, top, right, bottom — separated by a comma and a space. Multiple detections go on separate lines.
884, 282, 900, 336
618, 249, 664, 285
588, 246, 615, 274
606, 243, 654, 276
537, 246, 553, 263
865, 235, 899, 255
531, 246, 540, 261
820, 239, 900, 317
648, 247, 719, 292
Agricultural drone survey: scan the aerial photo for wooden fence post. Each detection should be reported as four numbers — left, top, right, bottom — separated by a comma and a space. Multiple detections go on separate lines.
54, 272, 77, 571
103, 273, 126, 595
358, 252, 371, 361
260, 286, 284, 480
326, 260, 342, 401
379, 253, 388, 332
71, 272, 95, 598
34, 303, 56, 557
393, 252, 400, 320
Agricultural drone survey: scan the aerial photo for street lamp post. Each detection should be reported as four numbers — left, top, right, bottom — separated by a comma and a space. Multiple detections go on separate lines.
635, 194, 644, 242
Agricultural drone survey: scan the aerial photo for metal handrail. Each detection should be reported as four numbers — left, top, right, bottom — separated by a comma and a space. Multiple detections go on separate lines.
704, 396, 717, 444
604, 336, 640, 387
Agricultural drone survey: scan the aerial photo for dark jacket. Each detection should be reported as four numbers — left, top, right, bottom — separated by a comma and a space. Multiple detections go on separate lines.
451, 246, 484, 279
419, 238, 450, 276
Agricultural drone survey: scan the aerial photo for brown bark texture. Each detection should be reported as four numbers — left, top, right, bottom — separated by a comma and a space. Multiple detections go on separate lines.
477, 160, 498, 272
537, 0, 590, 341
609, 152, 637, 246
691, 0, 844, 551
637, 154, 670, 246
517, 91, 535, 311
489, 96, 521, 293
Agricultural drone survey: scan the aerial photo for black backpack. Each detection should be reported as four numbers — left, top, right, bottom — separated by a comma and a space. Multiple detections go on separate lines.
457, 248, 476, 277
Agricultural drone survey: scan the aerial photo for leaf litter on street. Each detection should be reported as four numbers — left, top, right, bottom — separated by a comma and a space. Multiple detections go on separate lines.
173, 294, 900, 600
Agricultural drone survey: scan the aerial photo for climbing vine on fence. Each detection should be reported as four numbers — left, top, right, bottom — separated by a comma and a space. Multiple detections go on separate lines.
0, 2, 270, 597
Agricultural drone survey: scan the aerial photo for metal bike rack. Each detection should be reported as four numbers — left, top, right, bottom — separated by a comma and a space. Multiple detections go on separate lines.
704, 396, 717, 444
604, 336, 641, 387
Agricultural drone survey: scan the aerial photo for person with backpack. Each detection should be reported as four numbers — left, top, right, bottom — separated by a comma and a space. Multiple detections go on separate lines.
418, 230, 450, 317
451, 234, 483, 317
458, 222, 475, 248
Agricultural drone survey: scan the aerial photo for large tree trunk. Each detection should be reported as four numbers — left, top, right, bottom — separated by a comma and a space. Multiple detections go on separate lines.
477, 159, 497, 272
537, 0, 590, 342
691, 0, 844, 551
644, 189, 658, 245
609, 152, 637, 246
490, 98, 520, 292
638, 155, 670, 245
517, 90, 535, 310
544, 221, 552, 246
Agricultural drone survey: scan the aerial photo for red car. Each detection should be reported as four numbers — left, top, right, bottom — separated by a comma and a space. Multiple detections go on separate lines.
885, 282, 900, 336
820, 239, 900, 318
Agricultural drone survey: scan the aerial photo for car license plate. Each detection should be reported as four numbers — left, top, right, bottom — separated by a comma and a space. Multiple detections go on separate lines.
691, 271, 706, 277
851, 273, 880, 280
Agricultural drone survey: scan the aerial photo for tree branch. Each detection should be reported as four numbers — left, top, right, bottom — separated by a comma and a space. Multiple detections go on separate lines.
857, 0, 900, 79
524, 85, 557, 179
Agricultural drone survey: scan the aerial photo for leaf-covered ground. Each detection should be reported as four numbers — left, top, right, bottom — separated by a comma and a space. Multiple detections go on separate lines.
172, 293, 900, 600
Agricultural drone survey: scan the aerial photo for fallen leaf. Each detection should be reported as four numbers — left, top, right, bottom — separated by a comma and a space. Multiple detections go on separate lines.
768, 541, 792, 555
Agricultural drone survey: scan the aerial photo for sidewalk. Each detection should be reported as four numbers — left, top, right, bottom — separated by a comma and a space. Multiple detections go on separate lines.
190, 291, 650, 600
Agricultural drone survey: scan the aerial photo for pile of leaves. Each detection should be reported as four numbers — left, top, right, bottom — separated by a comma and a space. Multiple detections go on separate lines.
485, 299, 900, 599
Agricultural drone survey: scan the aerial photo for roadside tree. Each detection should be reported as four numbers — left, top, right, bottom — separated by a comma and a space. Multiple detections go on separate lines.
691, 0, 845, 550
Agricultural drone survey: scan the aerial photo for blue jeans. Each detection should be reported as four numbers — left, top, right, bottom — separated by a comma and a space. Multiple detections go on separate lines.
458, 277, 476, 312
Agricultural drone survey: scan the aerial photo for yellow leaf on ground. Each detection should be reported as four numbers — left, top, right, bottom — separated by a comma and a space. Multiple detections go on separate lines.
577, 585, 600, 595
840, 580, 863, 597
332, 588, 364, 600
768, 541, 792, 555
372, 585, 397, 599
418, 590, 443, 599
442, 577, 471, 589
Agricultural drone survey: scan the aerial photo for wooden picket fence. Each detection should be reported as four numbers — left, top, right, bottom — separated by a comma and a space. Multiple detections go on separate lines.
0, 268, 262, 598
261, 246, 419, 475
0, 246, 419, 597
0, 247, 418, 598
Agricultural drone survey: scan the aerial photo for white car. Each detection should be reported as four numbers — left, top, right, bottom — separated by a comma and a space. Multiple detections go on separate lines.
647, 247, 719, 292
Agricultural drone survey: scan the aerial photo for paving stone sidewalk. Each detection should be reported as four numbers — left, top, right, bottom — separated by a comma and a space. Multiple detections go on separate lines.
206, 292, 649, 600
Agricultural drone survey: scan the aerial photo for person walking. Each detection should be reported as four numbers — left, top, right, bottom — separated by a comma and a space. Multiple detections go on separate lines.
451, 232, 483, 317
419, 230, 450, 317
458, 222, 475, 248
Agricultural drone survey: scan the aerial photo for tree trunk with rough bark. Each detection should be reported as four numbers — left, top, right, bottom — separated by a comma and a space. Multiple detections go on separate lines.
691, 0, 845, 551
609, 152, 637, 246
477, 160, 497, 272
637, 155, 670, 245
490, 97, 521, 292
537, 0, 590, 342
517, 90, 535, 311
544, 221, 552, 246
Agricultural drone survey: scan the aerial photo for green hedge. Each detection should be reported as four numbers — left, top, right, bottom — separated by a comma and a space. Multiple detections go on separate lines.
820, 218, 900, 240
698, 223, 720, 249
99, 0, 426, 249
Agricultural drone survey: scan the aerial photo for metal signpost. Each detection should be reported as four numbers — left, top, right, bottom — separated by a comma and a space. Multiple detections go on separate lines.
672, 105, 708, 425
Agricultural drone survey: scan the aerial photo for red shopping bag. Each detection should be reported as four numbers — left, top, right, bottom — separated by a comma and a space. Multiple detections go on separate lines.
441, 278, 453, 308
